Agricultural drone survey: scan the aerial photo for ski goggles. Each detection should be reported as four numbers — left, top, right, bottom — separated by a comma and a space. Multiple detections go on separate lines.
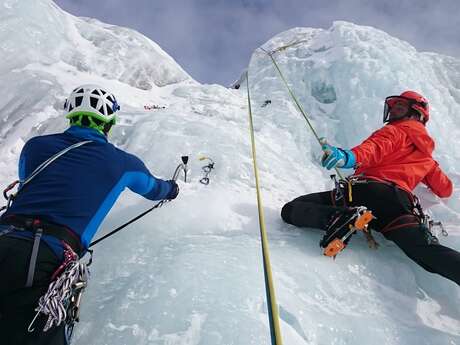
383, 95, 428, 123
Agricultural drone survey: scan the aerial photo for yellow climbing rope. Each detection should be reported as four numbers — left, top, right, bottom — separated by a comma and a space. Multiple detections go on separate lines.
246, 71, 284, 345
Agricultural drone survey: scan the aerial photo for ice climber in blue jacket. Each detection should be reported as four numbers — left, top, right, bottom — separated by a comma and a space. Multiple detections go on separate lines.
0, 85, 179, 345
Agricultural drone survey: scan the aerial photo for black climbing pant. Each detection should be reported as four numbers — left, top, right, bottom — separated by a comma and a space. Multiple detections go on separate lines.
0, 229, 66, 345
281, 181, 460, 286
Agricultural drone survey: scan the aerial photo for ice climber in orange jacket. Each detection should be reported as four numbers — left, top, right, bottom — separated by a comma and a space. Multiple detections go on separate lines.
281, 90, 460, 285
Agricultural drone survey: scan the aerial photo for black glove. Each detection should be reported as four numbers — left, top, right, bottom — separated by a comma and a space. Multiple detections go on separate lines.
166, 180, 179, 200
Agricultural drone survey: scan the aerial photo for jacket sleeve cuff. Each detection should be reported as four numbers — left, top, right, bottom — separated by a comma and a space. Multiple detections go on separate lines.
143, 178, 172, 201
342, 149, 357, 169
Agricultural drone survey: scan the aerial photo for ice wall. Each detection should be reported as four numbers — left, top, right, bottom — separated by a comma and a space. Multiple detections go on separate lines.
0, 1, 459, 344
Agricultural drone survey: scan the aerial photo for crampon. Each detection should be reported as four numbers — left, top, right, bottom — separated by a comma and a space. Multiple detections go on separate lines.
320, 206, 374, 258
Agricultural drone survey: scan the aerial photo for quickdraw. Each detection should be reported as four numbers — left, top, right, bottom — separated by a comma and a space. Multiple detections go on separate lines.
426, 215, 448, 237
409, 193, 447, 236
199, 157, 215, 185
1, 180, 20, 213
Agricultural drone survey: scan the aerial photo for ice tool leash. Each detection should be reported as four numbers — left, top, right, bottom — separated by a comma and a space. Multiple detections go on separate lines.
89, 156, 189, 248
246, 71, 284, 345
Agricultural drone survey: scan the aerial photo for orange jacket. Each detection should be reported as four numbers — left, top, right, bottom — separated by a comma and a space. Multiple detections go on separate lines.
351, 119, 453, 198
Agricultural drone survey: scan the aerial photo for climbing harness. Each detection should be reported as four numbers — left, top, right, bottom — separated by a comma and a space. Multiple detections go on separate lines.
347, 176, 447, 237
410, 193, 448, 237
1, 140, 92, 214
345, 175, 448, 248
414, 195, 448, 240
28, 242, 91, 343
246, 71, 283, 345
199, 156, 215, 185
0, 226, 12, 237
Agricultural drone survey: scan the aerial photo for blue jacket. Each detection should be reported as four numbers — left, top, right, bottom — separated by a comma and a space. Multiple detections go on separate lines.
2, 126, 173, 256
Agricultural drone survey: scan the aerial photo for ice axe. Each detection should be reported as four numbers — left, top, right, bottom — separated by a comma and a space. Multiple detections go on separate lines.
173, 155, 189, 182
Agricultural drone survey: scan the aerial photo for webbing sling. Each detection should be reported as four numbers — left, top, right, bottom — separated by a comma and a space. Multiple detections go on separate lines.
20, 140, 93, 191
1, 140, 92, 212
0, 140, 92, 287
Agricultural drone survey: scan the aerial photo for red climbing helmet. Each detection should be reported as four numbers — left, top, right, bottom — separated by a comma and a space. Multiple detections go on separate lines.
383, 90, 429, 124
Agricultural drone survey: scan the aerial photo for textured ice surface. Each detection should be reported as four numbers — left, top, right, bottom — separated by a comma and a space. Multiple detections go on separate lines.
0, 1, 459, 344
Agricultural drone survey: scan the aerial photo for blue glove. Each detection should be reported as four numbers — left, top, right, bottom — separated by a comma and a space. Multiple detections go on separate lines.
166, 180, 179, 200
321, 143, 356, 170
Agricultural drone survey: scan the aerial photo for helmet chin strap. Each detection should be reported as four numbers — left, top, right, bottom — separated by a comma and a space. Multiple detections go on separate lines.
102, 123, 113, 136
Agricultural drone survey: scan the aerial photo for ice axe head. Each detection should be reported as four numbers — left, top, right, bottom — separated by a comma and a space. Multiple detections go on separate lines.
181, 156, 189, 165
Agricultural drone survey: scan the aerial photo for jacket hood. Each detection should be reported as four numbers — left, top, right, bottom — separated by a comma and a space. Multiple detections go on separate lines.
391, 119, 434, 155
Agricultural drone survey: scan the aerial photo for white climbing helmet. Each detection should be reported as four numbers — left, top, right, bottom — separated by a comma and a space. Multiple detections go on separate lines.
64, 85, 120, 133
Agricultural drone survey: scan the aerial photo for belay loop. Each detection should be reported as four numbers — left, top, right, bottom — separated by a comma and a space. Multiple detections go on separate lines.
199, 157, 215, 185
